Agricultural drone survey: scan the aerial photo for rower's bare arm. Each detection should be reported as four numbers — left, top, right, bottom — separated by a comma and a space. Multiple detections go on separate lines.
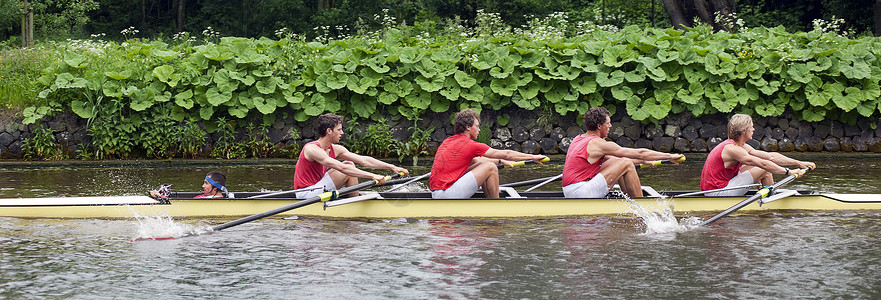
307, 145, 384, 181
726, 144, 787, 174
746, 144, 816, 169
337, 148, 409, 175
483, 148, 547, 164
597, 140, 683, 162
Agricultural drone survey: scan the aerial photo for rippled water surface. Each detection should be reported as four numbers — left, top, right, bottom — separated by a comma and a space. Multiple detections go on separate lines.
2, 154, 881, 298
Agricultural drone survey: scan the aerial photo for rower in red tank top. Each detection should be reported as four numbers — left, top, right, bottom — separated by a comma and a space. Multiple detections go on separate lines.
293, 113, 409, 199
698, 114, 815, 196
561, 107, 684, 198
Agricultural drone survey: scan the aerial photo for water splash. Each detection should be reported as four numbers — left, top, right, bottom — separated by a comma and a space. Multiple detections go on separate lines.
619, 193, 702, 234
127, 206, 212, 241
130, 215, 211, 241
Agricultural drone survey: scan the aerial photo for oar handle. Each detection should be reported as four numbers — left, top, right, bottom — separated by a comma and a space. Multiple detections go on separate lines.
639, 156, 686, 168
504, 157, 550, 168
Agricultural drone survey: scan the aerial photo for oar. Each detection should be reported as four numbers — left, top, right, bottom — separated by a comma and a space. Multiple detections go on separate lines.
524, 174, 562, 192
373, 175, 427, 188
699, 167, 812, 226
211, 173, 401, 232
385, 172, 431, 192
503, 157, 551, 168
134, 173, 403, 241
639, 156, 686, 168
500, 175, 558, 188
674, 183, 762, 198
246, 186, 324, 199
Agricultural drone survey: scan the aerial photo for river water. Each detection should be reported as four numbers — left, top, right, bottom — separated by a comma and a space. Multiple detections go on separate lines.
2, 154, 881, 298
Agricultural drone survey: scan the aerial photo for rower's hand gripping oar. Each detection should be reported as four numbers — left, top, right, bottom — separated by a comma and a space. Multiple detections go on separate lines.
699, 166, 813, 226
500, 157, 550, 168
210, 173, 402, 232
639, 156, 686, 168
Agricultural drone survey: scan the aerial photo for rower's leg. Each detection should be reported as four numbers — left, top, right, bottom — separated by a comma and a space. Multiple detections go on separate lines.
329, 161, 360, 196
743, 165, 772, 186
600, 157, 644, 197
470, 159, 500, 198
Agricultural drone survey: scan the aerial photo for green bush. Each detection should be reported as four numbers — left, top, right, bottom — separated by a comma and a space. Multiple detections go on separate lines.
13, 12, 881, 158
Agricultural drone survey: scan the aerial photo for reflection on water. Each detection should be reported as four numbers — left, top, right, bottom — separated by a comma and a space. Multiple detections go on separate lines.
2, 213, 881, 298
2, 154, 881, 298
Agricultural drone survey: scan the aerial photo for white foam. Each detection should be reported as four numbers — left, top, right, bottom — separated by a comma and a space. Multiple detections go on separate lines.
620, 194, 701, 234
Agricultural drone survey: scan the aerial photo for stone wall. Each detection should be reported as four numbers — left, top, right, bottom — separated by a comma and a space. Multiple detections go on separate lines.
2, 108, 881, 159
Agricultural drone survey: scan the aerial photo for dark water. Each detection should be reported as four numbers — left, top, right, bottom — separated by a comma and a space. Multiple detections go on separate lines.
2, 154, 881, 298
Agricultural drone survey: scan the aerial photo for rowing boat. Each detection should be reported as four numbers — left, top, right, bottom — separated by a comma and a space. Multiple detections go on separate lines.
2, 188, 880, 219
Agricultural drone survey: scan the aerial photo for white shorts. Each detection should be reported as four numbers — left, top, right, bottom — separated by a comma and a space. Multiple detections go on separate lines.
295, 172, 336, 199
563, 173, 609, 198
706, 171, 754, 196
431, 171, 479, 199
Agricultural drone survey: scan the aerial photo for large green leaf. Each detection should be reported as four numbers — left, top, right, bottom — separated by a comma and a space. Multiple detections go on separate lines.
440, 78, 461, 101
366, 56, 390, 73
175, 90, 195, 109
304, 93, 327, 116
676, 82, 704, 104
399, 47, 425, 64
403, 93, 431, 110
786, 63, 814, 84
841, 60, 872, 80
54, 73, 88, 89
596, 70, 625, 87
70, 100, 96, 119
206, 87, 233, 106
256, 77, 277, 94
253, 96, 277, 114
105, 71, 132, 80
570, 75, 597, 94
63, 52, 87, 69
454, 71, 477, 89
415, 75, 444, 92
834, 87, 862, 112
805, 78, 836, 106
512, 94, 540, 110
152, 65, 180, 87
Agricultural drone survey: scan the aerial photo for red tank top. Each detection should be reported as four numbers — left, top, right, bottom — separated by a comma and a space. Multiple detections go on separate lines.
562, 135, 603, 187
700, 139, 742, 190
294, 141, 336, 189
429, 134, 490, 191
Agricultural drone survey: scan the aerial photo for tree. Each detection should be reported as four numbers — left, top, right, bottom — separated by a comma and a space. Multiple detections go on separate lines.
876, 0, 881, 35
661, 0, 735, 30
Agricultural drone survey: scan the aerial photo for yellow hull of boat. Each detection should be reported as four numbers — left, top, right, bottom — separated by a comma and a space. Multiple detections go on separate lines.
1, 194, 880, 219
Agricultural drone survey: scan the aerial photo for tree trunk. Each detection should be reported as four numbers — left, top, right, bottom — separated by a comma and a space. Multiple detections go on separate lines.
141, 0, 147, 31
875, 0, 881, 36
690, 0, 714, 27
317, 0, 333, 10
177, 0, 186, 33
661, 0, 690, 30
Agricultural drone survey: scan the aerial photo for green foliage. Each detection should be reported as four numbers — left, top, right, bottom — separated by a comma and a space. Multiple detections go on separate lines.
209, 119, 248, 159
0, 47, 54, 109
12, 11, 881, 159
22, 125, 66, 160
29, 0, 100, 40
345, 118, 405, 158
